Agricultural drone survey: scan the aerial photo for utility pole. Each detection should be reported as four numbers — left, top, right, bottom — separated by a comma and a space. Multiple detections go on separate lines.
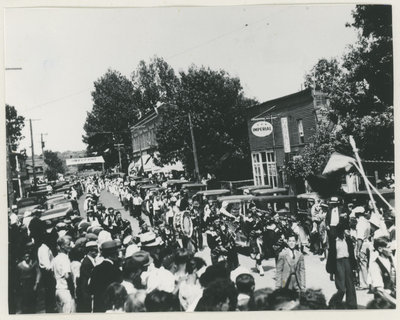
40, 133, 48, 157
6, 137, 14, 207
188, 113, 200, 182
114, 143, 124, 172
30, 119, 37, 189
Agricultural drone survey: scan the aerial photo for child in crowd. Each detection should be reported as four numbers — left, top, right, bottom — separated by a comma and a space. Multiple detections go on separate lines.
275, 234, 306, 292
235, 273, 255, 311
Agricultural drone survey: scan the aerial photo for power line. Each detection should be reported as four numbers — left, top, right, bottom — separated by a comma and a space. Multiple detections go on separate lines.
26, 89, 89, 111
166, 7, 289, 61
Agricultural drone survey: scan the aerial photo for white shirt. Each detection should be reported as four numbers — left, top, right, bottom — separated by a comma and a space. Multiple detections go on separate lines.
356, 216, 371, 241
369, 256, 393, 291
38, 243, 54, 270
330, 207, 340, 226
53, 252, 71, 290
122, 280, 136, 295
336, 238, 349, 259
133, 196, 143, 206
144, 266, 176, 293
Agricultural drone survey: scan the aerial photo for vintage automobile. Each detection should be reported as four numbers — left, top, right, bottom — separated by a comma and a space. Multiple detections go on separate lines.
181, 183, 207, 198
236, 185, 272, 195
17, 197, 42, 217
40, 198, 80, 223
138, 184, 160, 198
342, 189, 395, 215
192, 189, 231, 205
296, 192, 320, 215
40, 206, 71, 223
43, 195, 80, 214
165, 179, 189, 191
250, 187, 288, 196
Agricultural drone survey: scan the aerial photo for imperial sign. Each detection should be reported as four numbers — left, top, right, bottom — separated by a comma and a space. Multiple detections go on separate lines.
251, 121, 273, 137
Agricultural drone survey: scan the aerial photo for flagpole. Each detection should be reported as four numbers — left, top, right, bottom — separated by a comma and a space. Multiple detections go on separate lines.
349, 136, 379, 215
352, 162, 395, 211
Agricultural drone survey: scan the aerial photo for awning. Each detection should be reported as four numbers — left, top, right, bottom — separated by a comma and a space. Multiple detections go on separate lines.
131, 154, 184, 173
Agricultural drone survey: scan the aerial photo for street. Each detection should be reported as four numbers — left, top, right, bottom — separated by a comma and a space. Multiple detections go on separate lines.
78, 189, 374, 309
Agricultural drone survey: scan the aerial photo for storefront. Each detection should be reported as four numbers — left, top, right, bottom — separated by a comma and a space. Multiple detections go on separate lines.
246, 89, 328, 188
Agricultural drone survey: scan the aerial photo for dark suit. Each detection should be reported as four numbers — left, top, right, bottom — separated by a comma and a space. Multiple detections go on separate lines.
89, 260, 122, 312
76, 256, 95, 312
326, 236, 358, 309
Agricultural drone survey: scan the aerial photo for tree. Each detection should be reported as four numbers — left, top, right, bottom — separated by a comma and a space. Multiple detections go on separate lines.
298, 4, 393, 178
83, 69, 138, 170
131, 56, 180, 113
156, 65, 257, 180
6, 104, 25, 151
44, 150, 65, 181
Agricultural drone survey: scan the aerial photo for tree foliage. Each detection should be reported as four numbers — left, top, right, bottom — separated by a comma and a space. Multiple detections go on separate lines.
291, 4, 394, 178
6, 104, 25, 151
156, 66, 256, 180
44, 150, 65, 181
83, 69, 138, 170
131, 56, 180, 113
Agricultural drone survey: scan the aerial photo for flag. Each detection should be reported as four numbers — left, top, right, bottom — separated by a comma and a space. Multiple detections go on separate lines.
322, 152, 356, 175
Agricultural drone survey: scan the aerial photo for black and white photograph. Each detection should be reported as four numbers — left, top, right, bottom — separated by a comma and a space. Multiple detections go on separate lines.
3, 0, 396, 315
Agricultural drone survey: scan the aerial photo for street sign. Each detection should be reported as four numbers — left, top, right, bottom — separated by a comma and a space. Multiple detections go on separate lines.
66, 156, 105, 166
251, 121, 273, 137
280, 117, 291, 153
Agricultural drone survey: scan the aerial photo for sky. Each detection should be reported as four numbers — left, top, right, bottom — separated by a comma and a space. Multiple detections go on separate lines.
4, 4, 359, 153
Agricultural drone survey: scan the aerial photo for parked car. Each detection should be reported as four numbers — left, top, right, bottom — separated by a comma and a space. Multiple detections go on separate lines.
17, 197, 42, 217
192, 189, 231, 205
165, 179, 189, 191
181, 183, 207, 198
342, 189, 395, 216
296, 192, 320, 215
236, 184, 272, 195
250, 187, 288, 196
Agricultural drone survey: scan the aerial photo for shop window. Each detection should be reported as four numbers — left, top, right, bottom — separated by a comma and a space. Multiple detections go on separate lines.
251, 150, 278, 187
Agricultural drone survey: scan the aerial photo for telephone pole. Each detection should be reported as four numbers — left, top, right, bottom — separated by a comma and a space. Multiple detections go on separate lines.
114, 143, 124, 172
188, 113, 200, 182
30, 119, 37, 189
41, 133, 48, 156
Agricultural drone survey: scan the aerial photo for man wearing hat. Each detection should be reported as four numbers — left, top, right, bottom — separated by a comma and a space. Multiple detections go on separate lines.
28, 209, 47, 245
353, 206, 371, 290
122, 251, 152, 294
76, 241, 98, 312
89, 240, 123, 312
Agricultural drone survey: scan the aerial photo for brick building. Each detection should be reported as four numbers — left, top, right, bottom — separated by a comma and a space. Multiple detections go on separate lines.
246, 88, 328, 189
130, 104, 184, 174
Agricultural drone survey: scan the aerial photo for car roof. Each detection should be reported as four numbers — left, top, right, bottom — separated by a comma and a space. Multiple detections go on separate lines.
237, 185, 271, 191
182, 183, 207, 188
166, 179, 189, 185
297, 192, 320, 200
140, 184, 159, 189
196, 189, 231, 196
344, 189, 394, 196
253, 194, 297, 201
251, 188, 288, 195
217, 195, 254, 202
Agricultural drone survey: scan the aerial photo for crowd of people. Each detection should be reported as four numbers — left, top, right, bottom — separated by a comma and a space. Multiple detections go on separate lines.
8, 173, 396, 313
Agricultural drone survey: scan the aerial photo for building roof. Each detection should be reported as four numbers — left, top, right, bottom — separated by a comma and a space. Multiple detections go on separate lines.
248, 88, 312, 111
247, 88, 319, 122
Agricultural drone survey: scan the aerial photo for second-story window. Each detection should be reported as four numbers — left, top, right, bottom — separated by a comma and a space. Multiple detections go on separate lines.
297, 119, 305, 144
